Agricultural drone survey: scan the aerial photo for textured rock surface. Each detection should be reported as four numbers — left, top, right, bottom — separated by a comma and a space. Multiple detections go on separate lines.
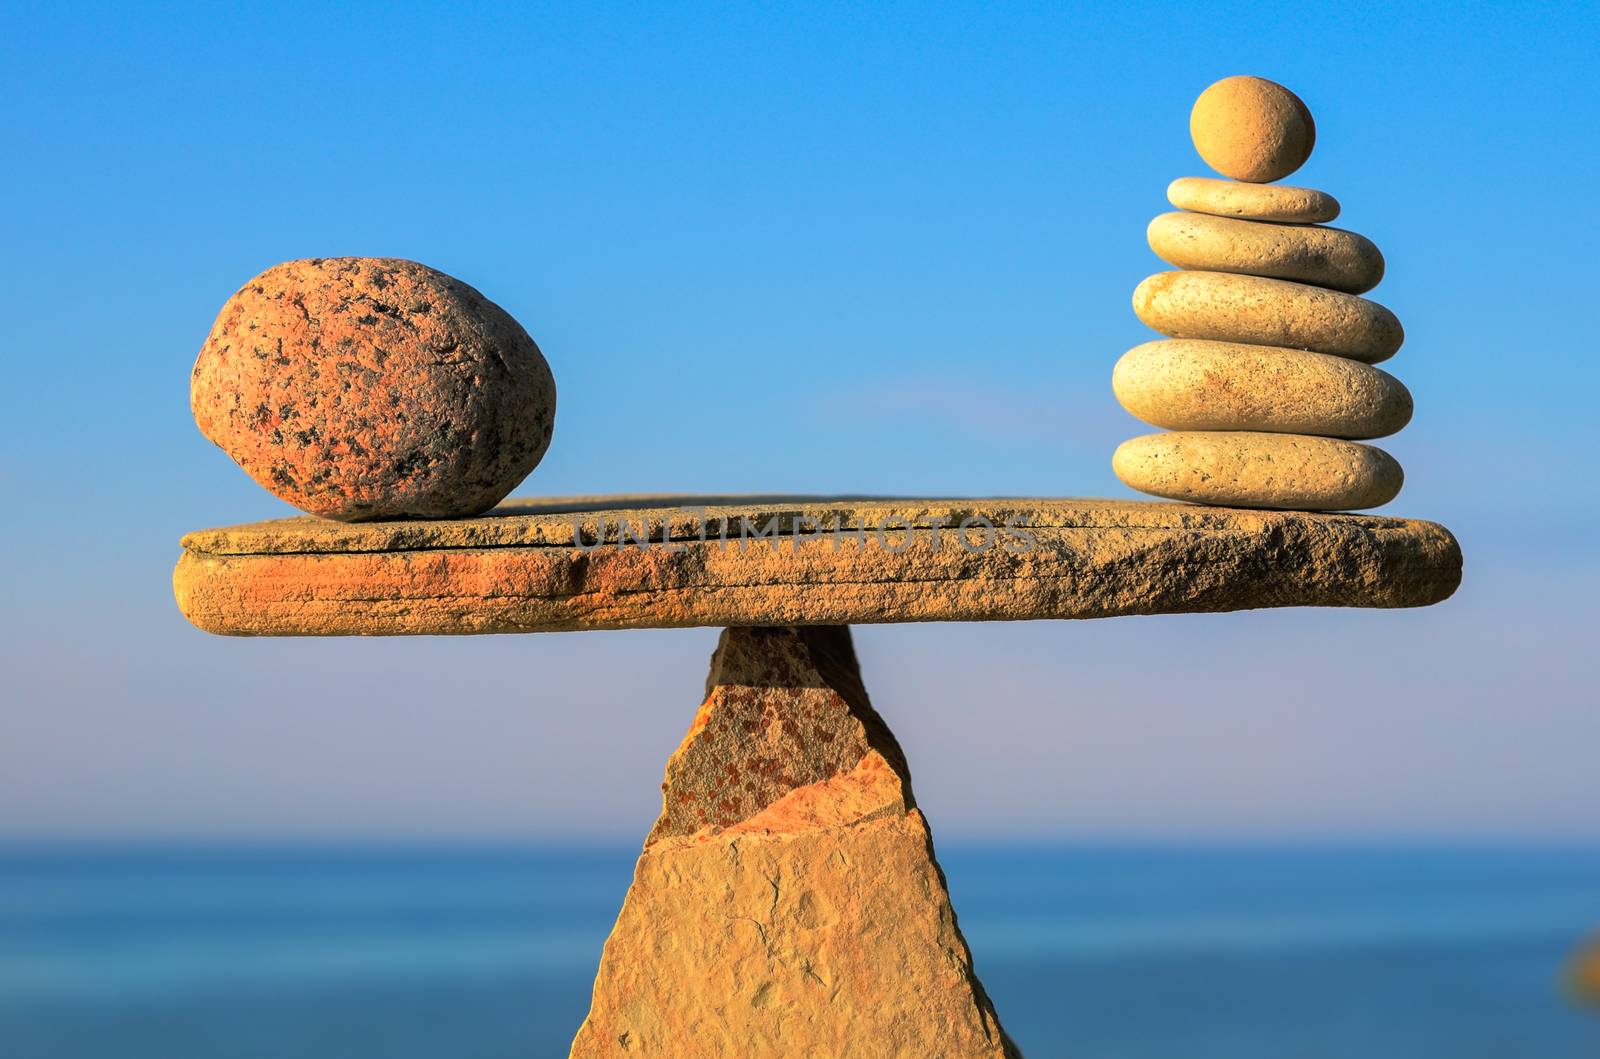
173, 496, 1461, 635
1167, 176, 1339, 223
1114, 432, 1404, 511
1133, 271, 1404, 363
1190, 75, 1315, 182
190, 258, 556, 521
1147, 211, 1384, 294
570, 626, 1017, 1059
1113, 339, 1412, 438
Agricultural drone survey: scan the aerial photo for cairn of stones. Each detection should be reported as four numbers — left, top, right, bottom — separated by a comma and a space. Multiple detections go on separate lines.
178, 130, 1463, 1058
1114, 76, 1412, 511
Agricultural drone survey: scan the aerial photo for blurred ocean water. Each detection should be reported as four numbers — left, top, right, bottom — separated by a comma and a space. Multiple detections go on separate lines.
2, 845, 1597, 1058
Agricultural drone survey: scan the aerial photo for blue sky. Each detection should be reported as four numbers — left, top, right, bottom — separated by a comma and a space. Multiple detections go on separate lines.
2, 1, 1596, 841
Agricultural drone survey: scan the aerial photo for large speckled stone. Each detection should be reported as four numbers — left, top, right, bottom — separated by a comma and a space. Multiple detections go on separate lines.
1114, 432, 1404, 511
1168, 176, 1340, 223
172, 496, 1462, 635
1190, 75, 1315, 183
190, 258, 556, 521
1133, 271, 1404, 363
1147, 212, 1384, 294
570, 626, 1018, 1059
1113, 339, 1412, 438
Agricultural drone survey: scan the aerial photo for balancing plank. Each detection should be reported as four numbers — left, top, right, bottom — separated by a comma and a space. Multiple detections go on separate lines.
174, 495, 1462, 636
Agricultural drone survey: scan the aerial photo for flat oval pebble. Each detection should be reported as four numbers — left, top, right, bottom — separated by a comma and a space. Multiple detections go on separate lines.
1147, 212, 1384, 294
191, 258, 557, 521
1132, 271, 1403, 363
1113, 431, 1403, 511
1167, 177, 1339, 223
1113, 340, 1412, 438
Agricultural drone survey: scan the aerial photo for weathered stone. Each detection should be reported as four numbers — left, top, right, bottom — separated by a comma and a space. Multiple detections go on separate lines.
570, 626, 1017, 1059
1114, 432, 1404, 511
1190, 75, 1315, 183
1113, 339, 1412, 438
1133, 271, 1404, 363
1147, 212, 1384, 294
190, 258, 556, 521
1167, 176, 1340, 223
173, 495, 1462, 635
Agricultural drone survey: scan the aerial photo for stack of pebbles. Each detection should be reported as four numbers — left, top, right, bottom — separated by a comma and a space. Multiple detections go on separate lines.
1113, 76, 1410, 511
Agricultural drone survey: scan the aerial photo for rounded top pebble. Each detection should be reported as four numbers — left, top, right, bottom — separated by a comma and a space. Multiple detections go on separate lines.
1190, 75, 1315, 183
190, 257, 557, 522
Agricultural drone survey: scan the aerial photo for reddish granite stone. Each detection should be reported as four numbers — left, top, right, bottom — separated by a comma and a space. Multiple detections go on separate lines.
191, 258, 555, 521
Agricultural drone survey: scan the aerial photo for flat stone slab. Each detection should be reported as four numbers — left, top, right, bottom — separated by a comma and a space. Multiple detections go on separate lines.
174, 495, 1462, 636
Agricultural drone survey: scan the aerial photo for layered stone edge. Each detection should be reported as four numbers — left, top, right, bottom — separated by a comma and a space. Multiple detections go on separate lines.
174, 496, 1462, 636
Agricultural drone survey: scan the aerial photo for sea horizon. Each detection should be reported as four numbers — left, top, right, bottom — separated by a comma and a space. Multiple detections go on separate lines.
5, 840, 1598, 1057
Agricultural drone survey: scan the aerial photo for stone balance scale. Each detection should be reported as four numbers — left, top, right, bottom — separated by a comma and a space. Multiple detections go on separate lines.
175, 78, 1462, 1058
174, 497, 1460, 1057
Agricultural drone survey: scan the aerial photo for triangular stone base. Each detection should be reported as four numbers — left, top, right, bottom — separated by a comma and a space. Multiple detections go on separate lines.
571, 626, 1017, 1058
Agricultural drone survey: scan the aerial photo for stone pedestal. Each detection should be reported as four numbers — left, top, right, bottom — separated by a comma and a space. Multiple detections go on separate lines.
570, 626, 1017, 1058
